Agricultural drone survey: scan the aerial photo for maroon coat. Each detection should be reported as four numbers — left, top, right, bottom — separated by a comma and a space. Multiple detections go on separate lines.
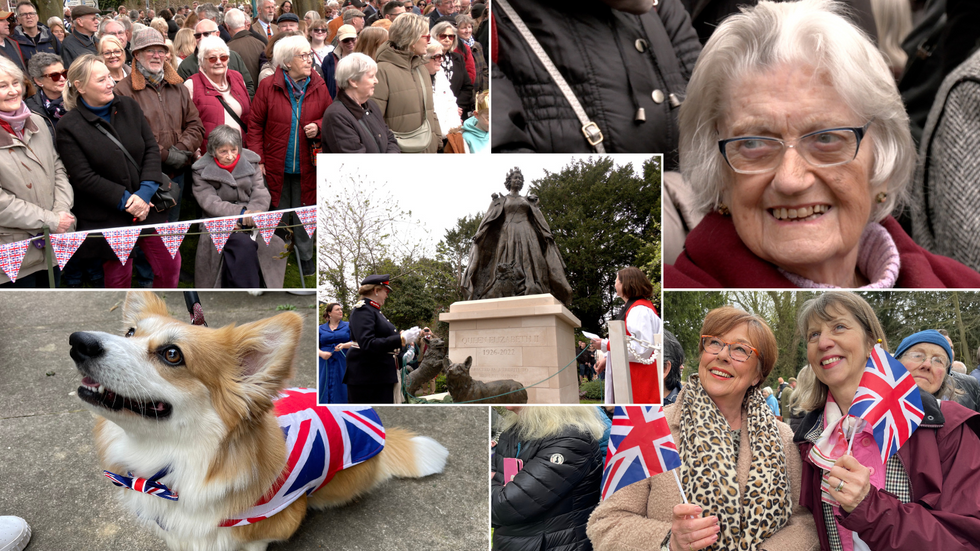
796, 394, 980, 550
666, 212, 980, 288
246, 67, 330, 208
188, 70, 250, 155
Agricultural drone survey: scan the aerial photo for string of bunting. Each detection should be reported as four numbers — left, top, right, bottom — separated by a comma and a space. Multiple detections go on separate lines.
0, 206, 316, 282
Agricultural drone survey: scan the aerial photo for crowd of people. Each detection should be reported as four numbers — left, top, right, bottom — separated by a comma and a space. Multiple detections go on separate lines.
0, 0, 489, 288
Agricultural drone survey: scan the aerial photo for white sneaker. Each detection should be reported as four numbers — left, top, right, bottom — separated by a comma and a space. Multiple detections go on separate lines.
0, 516, 30, 551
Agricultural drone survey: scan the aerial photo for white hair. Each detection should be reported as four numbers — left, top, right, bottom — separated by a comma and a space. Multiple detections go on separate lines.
335, 52, 376, 90
272, 35, 311, 70
197, 35, 230, 66
679, 0, 914, 221
223, 8, 247, 30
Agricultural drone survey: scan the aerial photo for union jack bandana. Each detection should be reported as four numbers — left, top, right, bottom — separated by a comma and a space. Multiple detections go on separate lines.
296, 206, 317, 238
104, 468, 179, 501
155, 223, 192, 259
103, 389, 385, 527
202, 219, 239, 254
249, 212, 284, 245
103, 227, 142, 264
50, 232, 89, 269
0, 239, 30, 281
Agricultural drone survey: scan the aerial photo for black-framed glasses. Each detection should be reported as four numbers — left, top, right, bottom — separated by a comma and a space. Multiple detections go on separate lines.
438, 33, 455, 39
341, 38, 355, 43
718, 120, 873, 175
700, 335, 759, 363
194, 30, 217, 38
17, 10, 37, 18
311, 28, 328, 33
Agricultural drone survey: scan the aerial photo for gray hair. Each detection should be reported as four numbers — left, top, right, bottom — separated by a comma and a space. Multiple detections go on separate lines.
388, 12, 427, 51
336, 52, 377, 90
116, 15, 133, 32
326, 1, 339, 8
678, 0, 914, 221
206, 124, 243, 156
223, 7, 247, 29
272, 35, 311, 70
27, 52, 63, 82
0, 55, 26, 85
455, 14, 475, 28
431, 21, 457, 52
196, 2, 221, 22
304, 10, 320, 21
46, 16, 63, 29
424, 41, 441, 59
197, 35, 230, 66
99, 17, 125, 37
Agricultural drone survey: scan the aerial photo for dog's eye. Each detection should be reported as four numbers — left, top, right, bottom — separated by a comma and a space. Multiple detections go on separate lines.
159, 346, 184, 366
125, 328, 135, 337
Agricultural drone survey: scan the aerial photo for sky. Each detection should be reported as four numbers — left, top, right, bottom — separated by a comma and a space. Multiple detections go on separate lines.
316, 153, 653, 258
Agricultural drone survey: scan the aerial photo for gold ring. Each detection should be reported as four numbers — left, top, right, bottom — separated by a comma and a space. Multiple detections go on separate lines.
835, 479, 845, 492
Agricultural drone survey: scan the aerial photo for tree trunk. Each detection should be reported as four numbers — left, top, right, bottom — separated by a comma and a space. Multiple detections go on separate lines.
953, 291, 969, 362
37, 0, 61, 27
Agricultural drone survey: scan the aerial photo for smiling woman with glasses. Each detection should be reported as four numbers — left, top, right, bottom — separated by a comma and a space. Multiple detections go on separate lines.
184, 36, 251, 155
664, 0, 980, 290
25, 52, 68, 141
430, 20, 472, 115
589, 305, 818, 551
97, 35, 130, 83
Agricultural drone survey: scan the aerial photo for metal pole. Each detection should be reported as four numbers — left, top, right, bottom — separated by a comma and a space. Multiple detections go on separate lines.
43, 225, 55, 288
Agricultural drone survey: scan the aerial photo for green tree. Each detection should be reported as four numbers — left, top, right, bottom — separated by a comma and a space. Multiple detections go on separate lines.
663, 291, 728, 380
530, 156, 659, 334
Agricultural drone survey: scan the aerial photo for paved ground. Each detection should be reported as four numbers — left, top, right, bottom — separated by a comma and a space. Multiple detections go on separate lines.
0, 291, 490, 550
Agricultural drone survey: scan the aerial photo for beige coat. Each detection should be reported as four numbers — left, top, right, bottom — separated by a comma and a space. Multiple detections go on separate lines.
587, 393, 818, 551
0, 114, 74, 284
373, 43, 442, 153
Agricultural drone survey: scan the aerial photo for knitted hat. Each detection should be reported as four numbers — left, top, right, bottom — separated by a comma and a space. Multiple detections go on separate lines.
130, 27, 167, 53
336, 24, 356, 41
894, 329, 954, 373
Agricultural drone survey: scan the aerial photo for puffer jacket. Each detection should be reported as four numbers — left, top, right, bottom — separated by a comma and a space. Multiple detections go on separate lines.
491, 424, 603, 551
187, 70, 251, 154
0, 114, 74, 284
10, 24, 61, 65
113, 61, 205, 175
246, 67, 330, 208
373, 42, 442, 153
492, 0, 701, 164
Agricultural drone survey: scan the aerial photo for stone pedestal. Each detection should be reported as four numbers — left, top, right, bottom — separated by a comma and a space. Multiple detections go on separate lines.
439, 294, 581, 404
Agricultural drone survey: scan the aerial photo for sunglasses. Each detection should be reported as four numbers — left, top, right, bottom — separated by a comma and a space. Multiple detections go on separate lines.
194, 30, 217, 38
312, 28, 328, 33
44, 70, 68, 81
428, 54, 443, 61
207, 54, 230, 63
420, 34, 430, 40
341, 38, 355, 43
438, 33, 455, 39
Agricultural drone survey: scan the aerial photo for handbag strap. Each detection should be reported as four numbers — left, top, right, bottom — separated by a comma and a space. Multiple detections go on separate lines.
414, 66, 429, 113
496, 0, 606, 153
216, 95, 247, 129
94, 122, 141, 172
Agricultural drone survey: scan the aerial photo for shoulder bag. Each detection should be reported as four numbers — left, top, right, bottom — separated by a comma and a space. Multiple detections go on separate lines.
94, 122, 177, 213
391, 67, 434, 153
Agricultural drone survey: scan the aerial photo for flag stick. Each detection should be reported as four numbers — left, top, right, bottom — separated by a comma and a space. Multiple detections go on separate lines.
672, 469, 688, 504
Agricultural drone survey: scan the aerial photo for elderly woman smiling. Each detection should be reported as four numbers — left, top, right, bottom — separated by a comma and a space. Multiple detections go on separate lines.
321, 52, 399, 153
664, 0, 980, 289
185, 35, 250, 154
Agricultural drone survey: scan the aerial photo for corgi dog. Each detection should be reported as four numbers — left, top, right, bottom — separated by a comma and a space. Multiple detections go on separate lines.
70, 291, 448, 551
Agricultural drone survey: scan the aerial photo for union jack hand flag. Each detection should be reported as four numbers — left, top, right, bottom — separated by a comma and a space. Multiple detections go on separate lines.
847, 344, 924, 464
600, 405, 680, 501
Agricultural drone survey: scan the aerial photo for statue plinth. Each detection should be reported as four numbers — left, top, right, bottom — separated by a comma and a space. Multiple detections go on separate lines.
439, 294, 581, 404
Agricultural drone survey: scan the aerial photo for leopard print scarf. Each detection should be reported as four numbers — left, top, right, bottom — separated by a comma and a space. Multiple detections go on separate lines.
677, 375, 792, 550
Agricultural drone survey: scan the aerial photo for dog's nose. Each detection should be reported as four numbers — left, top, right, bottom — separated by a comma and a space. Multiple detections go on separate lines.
69, 332, 104, 364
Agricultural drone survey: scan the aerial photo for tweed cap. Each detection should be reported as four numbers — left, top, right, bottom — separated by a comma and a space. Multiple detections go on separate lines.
130, 27, 166, 52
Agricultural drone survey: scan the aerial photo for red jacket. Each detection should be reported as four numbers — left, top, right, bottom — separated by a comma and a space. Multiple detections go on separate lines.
246, 67, 330, 208
189, 70, 251, 155
796, 395, 980, 550
666, 212, 980, 288
455, 42, 476, 88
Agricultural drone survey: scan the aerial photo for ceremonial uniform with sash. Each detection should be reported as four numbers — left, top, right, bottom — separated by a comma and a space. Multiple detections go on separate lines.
601, 298, 662, 404
345, 286, 403, 404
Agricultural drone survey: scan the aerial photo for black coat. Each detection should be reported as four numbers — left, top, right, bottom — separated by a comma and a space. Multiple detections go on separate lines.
492, 0, 701, 164
321, 92, 400, 153
60, 29, 96, 68
344, 299, 402, 386
491, 425, 603, 551
445, 50, 474, 114
25, 90, 59, 143
56, 95, 166, 260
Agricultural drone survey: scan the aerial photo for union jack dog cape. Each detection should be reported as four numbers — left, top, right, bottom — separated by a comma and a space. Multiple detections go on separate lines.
104, 388, 386, 526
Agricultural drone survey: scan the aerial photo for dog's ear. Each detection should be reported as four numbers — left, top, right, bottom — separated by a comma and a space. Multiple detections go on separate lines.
232, 312, 304, 400
123, 291, 169, 326
463, 356, 472, 371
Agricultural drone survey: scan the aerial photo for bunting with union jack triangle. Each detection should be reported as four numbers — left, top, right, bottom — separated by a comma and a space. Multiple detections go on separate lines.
847, 343, 924, 465
600, 405, 680, 501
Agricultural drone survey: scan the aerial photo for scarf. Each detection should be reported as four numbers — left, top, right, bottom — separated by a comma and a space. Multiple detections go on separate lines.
338, 89, 366, 121
284, 73, 308, 103
136, 61, 165, 91
39, 92, 66, 120
0, 102, 33, 139
677, 376, 792, 550
779, 223, 900, 289
214, 152, 241, 173
440, 55, 454, 83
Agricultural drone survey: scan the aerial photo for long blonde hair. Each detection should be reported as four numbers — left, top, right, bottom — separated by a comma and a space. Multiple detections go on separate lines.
500, 406, 607, 442
64, 54, 107, 111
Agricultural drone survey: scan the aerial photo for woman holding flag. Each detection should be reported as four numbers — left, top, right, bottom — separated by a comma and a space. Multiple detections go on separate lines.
795, 291, 980, 550
588, 307, 817, 551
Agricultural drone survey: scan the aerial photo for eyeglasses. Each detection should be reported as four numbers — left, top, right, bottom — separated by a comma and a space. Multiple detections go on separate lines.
293, 52, 314, 61
341, 38, 355, 43
43, 70, 68, 81
420, 34, 430, 40
194, 30, 217, 38
438, 33, 455, 39
700, 335, 759, 363
718, 120, 873, 175
17, 11, 37, 18
311, 28, 327, 33
427, 54, 443, 61
101, 49, 123, 58
904, 351, 949, 370
143, 48, 169, 58
207, 54, 230, 63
